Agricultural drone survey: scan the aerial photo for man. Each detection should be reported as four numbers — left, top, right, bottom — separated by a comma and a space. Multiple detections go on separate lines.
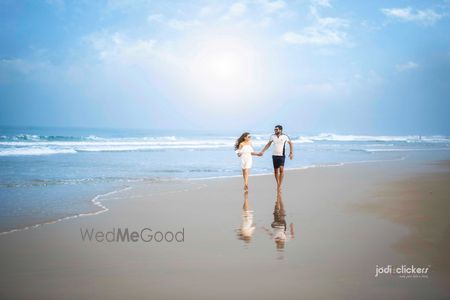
260, 125, 294, 191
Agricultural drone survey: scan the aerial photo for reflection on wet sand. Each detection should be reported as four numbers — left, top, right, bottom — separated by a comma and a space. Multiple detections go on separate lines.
263, 192, 294, 252
237, 191, 255, 242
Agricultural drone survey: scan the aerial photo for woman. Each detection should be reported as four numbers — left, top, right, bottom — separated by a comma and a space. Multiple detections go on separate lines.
235, 132, 261, 191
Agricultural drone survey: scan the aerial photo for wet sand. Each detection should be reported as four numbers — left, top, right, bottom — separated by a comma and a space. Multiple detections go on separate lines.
0, 157, 449, 299
349, 160, 450, 289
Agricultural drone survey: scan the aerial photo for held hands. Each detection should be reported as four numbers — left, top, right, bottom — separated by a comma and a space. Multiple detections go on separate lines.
289, 153, 293, 160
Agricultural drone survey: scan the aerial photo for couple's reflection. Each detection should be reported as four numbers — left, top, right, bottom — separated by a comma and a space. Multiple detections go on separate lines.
236, 191, 255, 242
267, 191, 295, 251
236, 191, 294, 250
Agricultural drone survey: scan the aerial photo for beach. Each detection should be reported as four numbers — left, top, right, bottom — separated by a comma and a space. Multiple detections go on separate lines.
3, 0, 450, 298
0, 155, 449, 299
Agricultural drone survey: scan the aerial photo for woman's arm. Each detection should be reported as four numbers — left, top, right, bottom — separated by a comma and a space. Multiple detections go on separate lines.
250, 142, 261, 156
236, 143, 243, 157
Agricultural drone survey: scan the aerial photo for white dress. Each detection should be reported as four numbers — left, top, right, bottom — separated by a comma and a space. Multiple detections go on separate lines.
237, 144, 253, 169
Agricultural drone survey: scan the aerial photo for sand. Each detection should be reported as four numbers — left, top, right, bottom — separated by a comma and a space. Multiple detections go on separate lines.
0, 157, 449, 299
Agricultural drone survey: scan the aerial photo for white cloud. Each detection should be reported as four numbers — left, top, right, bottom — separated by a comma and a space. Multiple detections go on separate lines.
230, 2, 247, 16
255, 0, 286, 14
381, 7, 442, 25
147, 14, 164, 23
0, 58, 58, 85
396, 61, 419, 72
0, 58, 47, 75
282, 1, 349, 46
297, 70, 385, 96
312, 0, 331, 8
168, 19, 202, 30
147, 14, 201, 31
316, 16, 349, 28
84, 31, 157, 64
281, 27, 346, 45
199, 6, 214, 17
221, 2, 247, 20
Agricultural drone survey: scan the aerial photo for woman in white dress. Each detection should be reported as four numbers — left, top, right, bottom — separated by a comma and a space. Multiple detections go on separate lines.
235, 132, 262, 191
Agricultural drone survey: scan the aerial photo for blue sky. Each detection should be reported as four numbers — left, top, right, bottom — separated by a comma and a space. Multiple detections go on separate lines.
1, 0, 449, 134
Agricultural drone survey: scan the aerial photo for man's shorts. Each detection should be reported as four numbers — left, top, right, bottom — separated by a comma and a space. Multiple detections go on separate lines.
272, 155, 286, 169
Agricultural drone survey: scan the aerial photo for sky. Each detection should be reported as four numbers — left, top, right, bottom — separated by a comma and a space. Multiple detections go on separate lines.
0, 0, 449, 134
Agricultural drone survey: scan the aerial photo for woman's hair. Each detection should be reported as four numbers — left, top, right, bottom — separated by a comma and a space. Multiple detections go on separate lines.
235, 132, 250, 150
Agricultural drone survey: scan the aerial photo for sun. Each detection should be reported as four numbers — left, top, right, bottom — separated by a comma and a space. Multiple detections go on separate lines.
208, 52, 239, 79
184, 35, 263, 102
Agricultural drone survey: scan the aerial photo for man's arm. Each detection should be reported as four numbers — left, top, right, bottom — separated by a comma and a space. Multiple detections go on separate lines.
260, 140, 272, 156
288, 140, 294, 160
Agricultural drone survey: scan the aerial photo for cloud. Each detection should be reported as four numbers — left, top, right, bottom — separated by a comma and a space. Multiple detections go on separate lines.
168, 19, 202, 30
0, 58, 49, 76
221, 2, 247, 20
147, 14, 201, 31
0, 57, 61, 86
282, 0, 349, 46
396, 61, 419, 72
199, 6, 214, 17
311, 0, 331, 8
255, 0, 286, 14
297, 70, 385, 96
316, 16, 349, 28
281, 28, 346, 45
147, 14, 164, 23
84, 31, 158, 64
381, 7, 443, 25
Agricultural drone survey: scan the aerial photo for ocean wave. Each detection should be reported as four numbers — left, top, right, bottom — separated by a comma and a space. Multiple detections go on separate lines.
0, 177, 162, 188
1, 132, 448, 144
0, 132, 448, 156
0, 134, 180, 142
302, 133, 450, 143
0, 138, 237, 156
364, 148, 450, 152
0, 147, 77, 156
0, 134, 94, 142
292, 137, 314, 143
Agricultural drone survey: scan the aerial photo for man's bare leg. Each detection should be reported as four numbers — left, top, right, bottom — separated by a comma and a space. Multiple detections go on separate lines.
274, 168, 280, 188
278, 166, 285, 191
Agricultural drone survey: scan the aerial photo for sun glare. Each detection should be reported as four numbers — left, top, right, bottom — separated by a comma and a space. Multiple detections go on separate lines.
184, 35, 264, 106
209, 52, 239, 79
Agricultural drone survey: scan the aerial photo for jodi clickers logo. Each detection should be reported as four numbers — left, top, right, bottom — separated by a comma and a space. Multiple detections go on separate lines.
375, 264, 430, 279
80, 227, 185, 243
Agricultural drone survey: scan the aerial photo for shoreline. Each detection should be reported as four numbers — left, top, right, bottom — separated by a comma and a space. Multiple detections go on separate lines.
0, 155, 409, 237
0, 187, 132, 236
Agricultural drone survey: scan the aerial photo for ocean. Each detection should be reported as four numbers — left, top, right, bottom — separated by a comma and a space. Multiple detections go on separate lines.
1, 126, 449, 234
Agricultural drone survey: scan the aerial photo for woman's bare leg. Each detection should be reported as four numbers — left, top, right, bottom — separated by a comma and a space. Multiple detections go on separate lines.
243, 169, 249, 191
